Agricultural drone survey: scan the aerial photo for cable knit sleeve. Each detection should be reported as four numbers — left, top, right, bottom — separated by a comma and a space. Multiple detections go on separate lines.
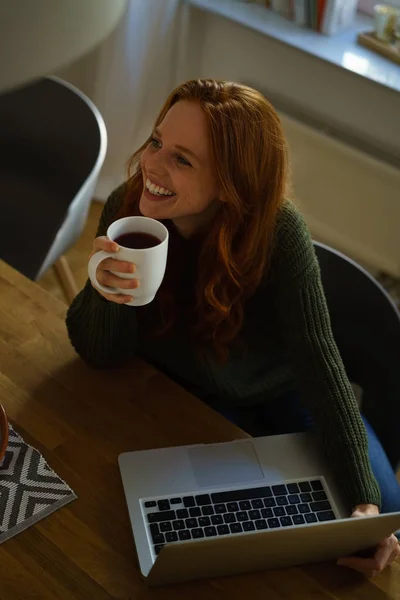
271, 200, 381, 511
66, 185, 139, 369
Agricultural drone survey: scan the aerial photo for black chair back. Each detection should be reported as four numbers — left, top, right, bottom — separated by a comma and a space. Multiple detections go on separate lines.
314, 241, 400, 469
0, 77, 102, 279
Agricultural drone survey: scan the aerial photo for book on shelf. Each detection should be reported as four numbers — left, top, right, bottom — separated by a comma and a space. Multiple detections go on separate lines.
288, 1, 314, 26
294, 0, 357, 33
270, 0, 290, 16
317, 0, 328, 31
310, 0, 318, 29
247, 0, 271, 5
293, 0, 308, 26
266, 0, 358, 34
321, 0, 358, 35
306, 0, 327, 31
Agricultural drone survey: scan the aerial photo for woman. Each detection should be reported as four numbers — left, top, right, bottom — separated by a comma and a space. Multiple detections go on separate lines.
67, 79, 400, 576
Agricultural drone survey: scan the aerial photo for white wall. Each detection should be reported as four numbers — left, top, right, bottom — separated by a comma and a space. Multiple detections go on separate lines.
181, 6, 400, 275
183, 6, 400, 161
359, 0, 400, 14
282, 113, 400, 275
56, 0, 185, 200
57, 1, 400, 195
56, 0, 400, 273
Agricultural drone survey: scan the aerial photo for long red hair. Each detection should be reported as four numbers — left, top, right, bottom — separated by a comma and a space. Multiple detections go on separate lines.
117, 79, 288, 360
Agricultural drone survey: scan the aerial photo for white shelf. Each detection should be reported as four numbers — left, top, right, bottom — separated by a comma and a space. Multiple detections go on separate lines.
188, 0, 400, 93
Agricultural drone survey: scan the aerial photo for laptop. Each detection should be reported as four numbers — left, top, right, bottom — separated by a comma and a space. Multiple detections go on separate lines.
118, 431, 400, 586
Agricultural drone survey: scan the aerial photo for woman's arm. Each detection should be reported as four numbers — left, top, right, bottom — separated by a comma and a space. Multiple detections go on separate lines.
66, 185, 139, 369
271, 201, 381, 512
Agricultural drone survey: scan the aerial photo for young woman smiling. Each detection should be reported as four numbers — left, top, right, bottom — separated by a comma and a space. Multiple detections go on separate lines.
67, 79, 400, 577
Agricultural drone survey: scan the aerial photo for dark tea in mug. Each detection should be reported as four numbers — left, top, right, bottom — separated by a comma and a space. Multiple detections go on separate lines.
114, 232, 161, 250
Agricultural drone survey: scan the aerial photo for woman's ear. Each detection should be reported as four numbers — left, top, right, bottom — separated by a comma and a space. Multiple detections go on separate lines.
217, 189, 228, 204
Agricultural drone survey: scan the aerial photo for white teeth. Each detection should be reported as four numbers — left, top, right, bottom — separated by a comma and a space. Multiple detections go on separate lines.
145, 178, 174, 196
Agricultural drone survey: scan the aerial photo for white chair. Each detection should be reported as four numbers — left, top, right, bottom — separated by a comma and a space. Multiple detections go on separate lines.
0, 76, 107, 302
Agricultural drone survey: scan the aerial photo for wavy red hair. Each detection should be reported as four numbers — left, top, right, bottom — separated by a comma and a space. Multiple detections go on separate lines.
117, 79, 288, 360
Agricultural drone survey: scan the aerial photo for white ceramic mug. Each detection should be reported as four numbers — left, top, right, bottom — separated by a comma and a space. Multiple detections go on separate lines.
88, 216, 169, 306
374, 4, 399, 42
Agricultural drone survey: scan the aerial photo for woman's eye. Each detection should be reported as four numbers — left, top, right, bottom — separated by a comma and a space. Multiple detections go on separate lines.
150, 137, 191, 167
150, 137, 161, 149
176, 155, 192, 167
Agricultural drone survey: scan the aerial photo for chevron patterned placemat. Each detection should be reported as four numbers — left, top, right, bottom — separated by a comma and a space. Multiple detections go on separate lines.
0, 425, 77, 543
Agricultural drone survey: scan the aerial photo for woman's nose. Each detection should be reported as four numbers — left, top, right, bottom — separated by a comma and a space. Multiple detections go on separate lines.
146, 148, 168, 173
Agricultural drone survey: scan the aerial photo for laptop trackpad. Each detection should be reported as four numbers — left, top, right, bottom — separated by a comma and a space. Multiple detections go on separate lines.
188, 442, 265, 488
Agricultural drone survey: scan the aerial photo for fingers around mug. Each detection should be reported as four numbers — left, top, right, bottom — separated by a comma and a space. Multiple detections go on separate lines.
93, 236, 119, 253
88, 251, 120, 295
98, 270, 140, 290
100, 258, 136, 274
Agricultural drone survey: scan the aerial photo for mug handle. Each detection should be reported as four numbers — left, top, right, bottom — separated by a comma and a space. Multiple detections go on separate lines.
88, 251, 120, 295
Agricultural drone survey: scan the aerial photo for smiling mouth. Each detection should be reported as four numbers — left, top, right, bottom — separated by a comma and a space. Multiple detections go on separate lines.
145, 177, 176, 197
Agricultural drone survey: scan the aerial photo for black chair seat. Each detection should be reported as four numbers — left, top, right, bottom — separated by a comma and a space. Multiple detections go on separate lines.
0, 168, 71, 279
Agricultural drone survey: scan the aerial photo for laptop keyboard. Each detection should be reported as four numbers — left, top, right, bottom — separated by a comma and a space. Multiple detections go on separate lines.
142, 478, 336, 557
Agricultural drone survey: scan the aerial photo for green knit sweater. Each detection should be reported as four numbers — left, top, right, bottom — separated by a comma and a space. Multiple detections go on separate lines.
66, 186, 381, 511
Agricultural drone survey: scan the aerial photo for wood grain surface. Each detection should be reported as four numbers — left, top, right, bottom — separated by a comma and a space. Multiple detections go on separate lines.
0, 259, 399, 599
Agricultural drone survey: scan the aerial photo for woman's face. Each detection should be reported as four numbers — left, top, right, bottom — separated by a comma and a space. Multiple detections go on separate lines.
139, 100, 221, 238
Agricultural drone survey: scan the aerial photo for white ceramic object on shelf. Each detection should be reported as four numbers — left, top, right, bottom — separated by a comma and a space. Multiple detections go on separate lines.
374, 4, 400, 42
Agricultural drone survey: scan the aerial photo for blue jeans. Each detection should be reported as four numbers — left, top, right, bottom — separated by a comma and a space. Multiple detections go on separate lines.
203, 392, 400, 520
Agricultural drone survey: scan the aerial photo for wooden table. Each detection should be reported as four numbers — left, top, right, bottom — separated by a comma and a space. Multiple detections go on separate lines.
0, 258, 399, 600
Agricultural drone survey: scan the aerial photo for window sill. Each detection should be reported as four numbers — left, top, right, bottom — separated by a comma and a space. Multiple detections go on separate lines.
187, 0, 400, 93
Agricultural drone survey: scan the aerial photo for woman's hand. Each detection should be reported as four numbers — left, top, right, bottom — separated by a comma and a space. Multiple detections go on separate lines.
337, 504, 400, 577
90, 236, 140, 304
